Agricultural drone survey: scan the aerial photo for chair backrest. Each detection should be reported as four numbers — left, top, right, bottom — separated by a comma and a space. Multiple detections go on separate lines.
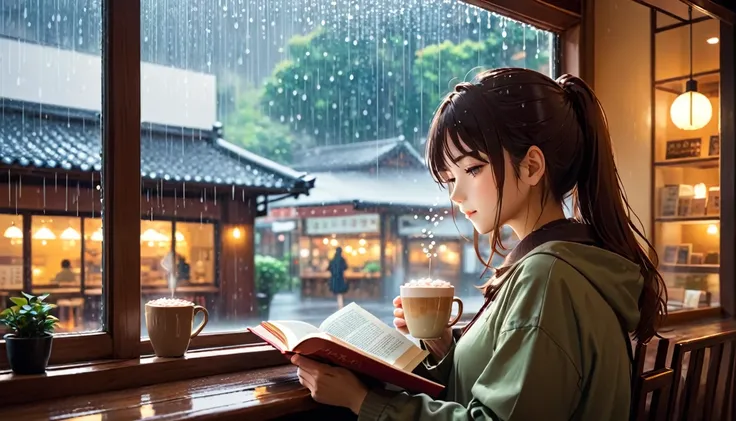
631, 337, 672, 421
633, 368, 675, 421
667, 330, 736, 421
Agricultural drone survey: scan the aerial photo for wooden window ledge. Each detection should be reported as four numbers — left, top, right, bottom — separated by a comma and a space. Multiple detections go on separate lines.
0, 362, 355, 420
0, 344, 350, 419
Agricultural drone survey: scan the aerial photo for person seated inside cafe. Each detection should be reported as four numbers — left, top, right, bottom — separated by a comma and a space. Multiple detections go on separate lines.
53, 259, 77, 284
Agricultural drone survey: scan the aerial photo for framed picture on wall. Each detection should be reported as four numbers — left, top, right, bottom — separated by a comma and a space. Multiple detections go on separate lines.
676, 244, 693, 265
665, 138, 701, 160
663, 245, 679, 264
708, 135, 720, 156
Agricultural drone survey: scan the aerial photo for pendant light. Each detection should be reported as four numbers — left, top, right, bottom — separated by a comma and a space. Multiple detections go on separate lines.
670, 6, 713, 131
3, 222, 23, 239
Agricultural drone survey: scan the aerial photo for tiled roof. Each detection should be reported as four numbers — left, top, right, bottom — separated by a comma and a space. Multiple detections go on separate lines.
0, 99, 314, 194
290, 137, 426, 172
273, 169, 450, 210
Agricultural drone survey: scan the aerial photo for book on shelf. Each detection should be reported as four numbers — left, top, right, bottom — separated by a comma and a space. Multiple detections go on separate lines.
248, 302, 444, 397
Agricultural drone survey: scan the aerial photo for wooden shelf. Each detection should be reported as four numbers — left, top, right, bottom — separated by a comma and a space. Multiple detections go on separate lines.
659, 264, 719, 274
654, 156, 719, 169
655, 216, 720, 224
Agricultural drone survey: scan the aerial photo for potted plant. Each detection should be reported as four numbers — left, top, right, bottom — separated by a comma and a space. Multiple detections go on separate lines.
254, 255, 290, 320
0, 292, 59, 374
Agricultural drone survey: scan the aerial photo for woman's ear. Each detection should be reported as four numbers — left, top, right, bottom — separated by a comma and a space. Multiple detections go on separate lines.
519, 146, 545, 187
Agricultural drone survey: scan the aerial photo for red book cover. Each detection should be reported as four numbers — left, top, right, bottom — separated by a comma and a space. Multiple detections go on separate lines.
248, 324, 444, 398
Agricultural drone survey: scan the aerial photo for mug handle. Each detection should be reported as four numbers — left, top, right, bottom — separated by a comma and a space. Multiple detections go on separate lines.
190, 305, 209, 339
446, 297, 464, 327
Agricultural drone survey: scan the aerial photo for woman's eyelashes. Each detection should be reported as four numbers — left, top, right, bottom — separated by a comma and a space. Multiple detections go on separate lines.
464, 165, 485, 177
441, 165, 484, 185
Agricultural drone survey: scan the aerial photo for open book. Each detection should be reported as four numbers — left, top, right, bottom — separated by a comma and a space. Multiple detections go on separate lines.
248, 302, 444, 397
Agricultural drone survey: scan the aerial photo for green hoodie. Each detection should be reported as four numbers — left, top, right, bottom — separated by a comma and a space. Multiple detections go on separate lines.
358, 241, 643, 421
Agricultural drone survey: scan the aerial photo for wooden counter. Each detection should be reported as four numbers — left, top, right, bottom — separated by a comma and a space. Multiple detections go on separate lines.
300, 272, 382, 299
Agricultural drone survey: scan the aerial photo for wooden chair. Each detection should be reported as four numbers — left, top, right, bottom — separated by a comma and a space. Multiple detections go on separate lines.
667, 330, 736, 421
631, 337, 674, 421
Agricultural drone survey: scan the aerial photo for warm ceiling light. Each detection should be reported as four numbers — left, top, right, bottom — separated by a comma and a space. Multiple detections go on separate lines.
707, 37, 719, 45
671, 82, 713, 131
60, 227, 81, 241
3, 223, 23, 239
91, 227, 104, 242
232, 227, 242, 239
33, 226, 56, 241
141, 228, 168, 242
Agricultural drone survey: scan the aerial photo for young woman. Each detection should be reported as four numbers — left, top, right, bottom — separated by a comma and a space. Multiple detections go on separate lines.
291, 68, 667, 420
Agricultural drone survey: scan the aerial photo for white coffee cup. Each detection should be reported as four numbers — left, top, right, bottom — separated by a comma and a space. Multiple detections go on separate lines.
400, 283, 463, 340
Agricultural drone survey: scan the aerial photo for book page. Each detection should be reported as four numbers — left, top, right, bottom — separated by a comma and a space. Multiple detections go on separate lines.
318, 302, 416, 366
267, 321, 322, 350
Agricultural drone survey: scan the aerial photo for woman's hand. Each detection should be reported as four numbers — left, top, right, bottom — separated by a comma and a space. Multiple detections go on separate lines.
291, 355, 369, 414
393, 295, 454, 360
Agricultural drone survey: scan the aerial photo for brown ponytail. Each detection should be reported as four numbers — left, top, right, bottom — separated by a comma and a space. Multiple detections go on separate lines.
558, 74, 667, 343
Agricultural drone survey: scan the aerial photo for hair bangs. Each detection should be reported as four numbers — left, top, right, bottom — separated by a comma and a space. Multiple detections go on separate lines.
425, 91, 490, 188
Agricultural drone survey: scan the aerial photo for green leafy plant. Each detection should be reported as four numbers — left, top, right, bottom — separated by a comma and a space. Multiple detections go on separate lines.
363, 261, 381, 274
254, 255, 291, 304
0, 292, 59, 338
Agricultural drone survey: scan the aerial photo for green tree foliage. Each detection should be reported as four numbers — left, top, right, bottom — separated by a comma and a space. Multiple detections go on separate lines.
260, 21, 551, 148
261, 28, 414, 146
223, 87, 295, 164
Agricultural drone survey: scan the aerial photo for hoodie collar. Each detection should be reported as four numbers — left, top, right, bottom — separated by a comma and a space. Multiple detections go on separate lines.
495, 218, 597, 278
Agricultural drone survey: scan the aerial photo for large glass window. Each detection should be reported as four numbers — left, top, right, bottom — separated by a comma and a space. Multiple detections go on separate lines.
31, 216, 82, 289
175, 222, 216, 286
0, 0, 103, 335
0, 215, 23, 291
138, 0, 556, 335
